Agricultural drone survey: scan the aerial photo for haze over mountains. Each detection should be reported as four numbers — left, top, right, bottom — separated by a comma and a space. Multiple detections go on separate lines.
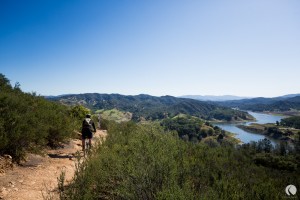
180, 94, 300, 112
180, 95, 250, 101
216, 95, 300, 112
180, 94, 300, 102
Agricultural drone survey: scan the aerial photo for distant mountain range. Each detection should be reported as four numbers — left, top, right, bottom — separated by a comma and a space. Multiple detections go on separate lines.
47, 93, 252, 121
180, 94, 300, 102
276, 94, 300, 99
215, 95, 300, 112
179, 93, 300, 112
180, 95, 250, 101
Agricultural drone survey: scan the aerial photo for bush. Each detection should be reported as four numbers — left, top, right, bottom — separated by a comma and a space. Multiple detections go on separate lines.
62, 121, 300, 199
69, 105, 90, 131
0, 74, 75, 162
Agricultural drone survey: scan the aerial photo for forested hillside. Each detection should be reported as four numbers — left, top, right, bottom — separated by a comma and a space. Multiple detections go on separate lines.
0, 74, 78, 162
217, 96, 300, 112
160, 115, 238, 144
281, 116, 300, 129
49, 93, 253, 121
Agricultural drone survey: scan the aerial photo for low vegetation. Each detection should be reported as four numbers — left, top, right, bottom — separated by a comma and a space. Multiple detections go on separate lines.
0, 74, 78, 163
61, 121, 300, 199
2, 73, 300, 199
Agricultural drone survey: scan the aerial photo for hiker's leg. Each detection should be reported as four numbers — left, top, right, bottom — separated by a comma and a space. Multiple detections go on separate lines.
82, 139, 85, 151
88, 138, 92, 148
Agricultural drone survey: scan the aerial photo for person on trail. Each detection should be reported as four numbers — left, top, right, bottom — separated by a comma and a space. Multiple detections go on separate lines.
81, 114, 96, 151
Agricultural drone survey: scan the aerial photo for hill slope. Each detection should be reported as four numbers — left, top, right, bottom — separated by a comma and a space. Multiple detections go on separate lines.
49, 93, 252, 121
180, 95, 249, 101
217, 96, 300, 112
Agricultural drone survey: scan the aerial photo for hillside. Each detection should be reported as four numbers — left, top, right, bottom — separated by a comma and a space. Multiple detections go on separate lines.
180, 95, 249, 101
60, 121, 300, 199
48, 93, 253, 121
217, 96, 300, 112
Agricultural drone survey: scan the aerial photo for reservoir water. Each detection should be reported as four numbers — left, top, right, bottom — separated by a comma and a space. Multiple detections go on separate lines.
213, 111, 285, 144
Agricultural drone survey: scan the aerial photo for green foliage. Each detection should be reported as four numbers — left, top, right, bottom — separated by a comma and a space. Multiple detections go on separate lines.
208, 108, 249, 121
62, 121, 300, 199
161, 115, 233, 144
0, 74, 74, 162
161, 116, 203, 140
281, 116, 300, 129
69, 105, 90, 131
254, 153, 297, 171
97, 118, 111, 130
70, 105, 90, 119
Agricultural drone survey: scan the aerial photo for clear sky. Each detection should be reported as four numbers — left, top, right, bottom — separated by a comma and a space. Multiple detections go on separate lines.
1, 0, 299, 97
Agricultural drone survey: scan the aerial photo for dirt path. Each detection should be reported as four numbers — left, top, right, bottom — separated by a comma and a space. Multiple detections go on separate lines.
0, 130, 107, 200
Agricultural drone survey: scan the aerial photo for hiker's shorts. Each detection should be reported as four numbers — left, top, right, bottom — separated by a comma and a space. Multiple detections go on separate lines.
82, 128, 93, 139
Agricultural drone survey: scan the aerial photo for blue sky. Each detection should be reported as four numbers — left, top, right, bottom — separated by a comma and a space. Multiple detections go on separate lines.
0, 0, 299, 97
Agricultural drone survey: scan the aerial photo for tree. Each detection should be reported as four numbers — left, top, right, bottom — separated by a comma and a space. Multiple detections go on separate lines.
279, 142, 287, 156
0, 73, 12, 92
0, 74, 75, 162
258, 139, 273, 153
70, 105, 90, 119
295, 131, 300, 154
70, 105, 91, 131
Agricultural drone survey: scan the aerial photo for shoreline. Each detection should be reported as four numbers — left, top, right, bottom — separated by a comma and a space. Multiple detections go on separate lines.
237, 124, 297, 143
249, 110, 298, 118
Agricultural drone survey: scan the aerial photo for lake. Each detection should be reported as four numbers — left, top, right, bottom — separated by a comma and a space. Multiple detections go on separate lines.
213, 111, 285, 144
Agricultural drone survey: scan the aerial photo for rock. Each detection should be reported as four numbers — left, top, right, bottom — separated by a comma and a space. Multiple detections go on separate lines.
8, 181, 15, 188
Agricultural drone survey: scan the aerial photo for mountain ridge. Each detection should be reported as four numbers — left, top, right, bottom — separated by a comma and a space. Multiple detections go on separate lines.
216, 96, 300, 112
179, 93, 300, 102
180, 95, 250, 101
48, 93, 253, 121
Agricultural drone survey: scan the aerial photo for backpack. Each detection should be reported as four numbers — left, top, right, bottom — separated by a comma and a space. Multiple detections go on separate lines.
83, 118, 93, 130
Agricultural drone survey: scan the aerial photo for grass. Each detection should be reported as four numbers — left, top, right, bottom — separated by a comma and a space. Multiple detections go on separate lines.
97, 109, 132, 122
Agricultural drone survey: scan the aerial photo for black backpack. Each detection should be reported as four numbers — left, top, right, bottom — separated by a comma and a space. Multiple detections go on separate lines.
83, 118, 93, 130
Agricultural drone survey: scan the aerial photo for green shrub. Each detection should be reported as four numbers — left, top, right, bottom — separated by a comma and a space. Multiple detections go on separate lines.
62, 121, 300, 199
0, 74, 75, 162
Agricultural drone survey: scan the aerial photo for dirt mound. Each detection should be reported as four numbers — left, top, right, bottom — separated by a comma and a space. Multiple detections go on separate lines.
0, 130, 106, 200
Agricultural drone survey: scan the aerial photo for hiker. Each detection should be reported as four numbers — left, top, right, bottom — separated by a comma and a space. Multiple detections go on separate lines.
82, 114, 96, 151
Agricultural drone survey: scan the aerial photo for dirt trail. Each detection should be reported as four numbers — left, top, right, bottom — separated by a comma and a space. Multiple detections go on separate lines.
0, 130, 107, 200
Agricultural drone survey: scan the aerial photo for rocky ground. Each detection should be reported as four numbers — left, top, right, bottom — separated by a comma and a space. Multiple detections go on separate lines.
0, 130, 106, 200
